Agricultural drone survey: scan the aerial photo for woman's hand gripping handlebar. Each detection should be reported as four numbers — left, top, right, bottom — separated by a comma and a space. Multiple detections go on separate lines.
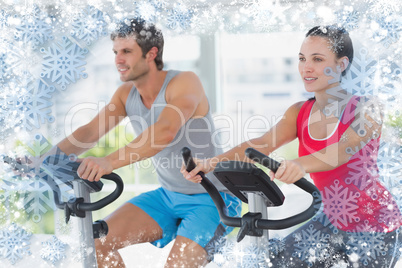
245, 148, 322, 229
181, 147, 322, 242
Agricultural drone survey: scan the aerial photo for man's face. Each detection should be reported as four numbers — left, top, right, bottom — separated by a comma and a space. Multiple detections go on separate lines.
112, 37, 148, 82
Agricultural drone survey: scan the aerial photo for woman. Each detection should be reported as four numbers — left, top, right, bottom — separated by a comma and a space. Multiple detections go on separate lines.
182, 26, 402, 267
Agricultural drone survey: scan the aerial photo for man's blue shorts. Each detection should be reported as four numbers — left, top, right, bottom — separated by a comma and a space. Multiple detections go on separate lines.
128, 187, 241, 251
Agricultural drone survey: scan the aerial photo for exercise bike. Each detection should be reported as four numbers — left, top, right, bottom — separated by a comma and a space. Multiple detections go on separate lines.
181, 147, 322, 266
1, 153, 124, 268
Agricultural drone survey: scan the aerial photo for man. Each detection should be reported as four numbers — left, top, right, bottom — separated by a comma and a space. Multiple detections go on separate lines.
55, 18, 240, 267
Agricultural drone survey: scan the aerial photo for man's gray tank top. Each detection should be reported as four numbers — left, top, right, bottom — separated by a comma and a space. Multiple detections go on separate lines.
125, 70, 227, 194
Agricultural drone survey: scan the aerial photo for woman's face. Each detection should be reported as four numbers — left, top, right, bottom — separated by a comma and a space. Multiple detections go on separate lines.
298, 36, 344, 94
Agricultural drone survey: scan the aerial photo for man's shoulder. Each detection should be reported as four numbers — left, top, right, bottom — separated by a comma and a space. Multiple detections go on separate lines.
115, 82, 135, 103
166, 71, 204, 103
168, 70, 198, 82
167, 71, 202, 91
116, 82, 134, 94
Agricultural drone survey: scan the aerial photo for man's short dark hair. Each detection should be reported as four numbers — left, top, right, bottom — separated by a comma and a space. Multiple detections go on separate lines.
111, 18, 164, 70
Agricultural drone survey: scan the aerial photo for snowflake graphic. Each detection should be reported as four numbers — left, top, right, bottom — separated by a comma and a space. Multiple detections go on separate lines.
340, 132, 349, 143
328, 37, 345, 55
316, 244, 345, 268
40, 36, 88, 90
70, 5, 108, 46
322, 180, 360, 229
0, 135, 76, 222
362, 201, 377, 216
0, 172, 26, 206
236, 244, 269, 268
292, 224, 330, 266
0, 41, 38, 81
341, 47, 377, 96
378, 142, 402, 192
135, 0, 162, 23
331, 233, 346, 247
42, 150, 78, 190
346, 231, 387, 266
0, 132, 9, 146
22, 137, 77, 222
70, 241, 91, 264
368, 0, 401, 17
211, 240, 270, 268
312, 212, 340, 234
0, 223, 32, 265
352, 98, 383, 137
26, 133, 53, 160
22, 175, 56, 222
268, 237, 285, 256
14, 76, 56, 131
388, 231, 402, 263
389, 191, 402, 216
55, 216, 73, 235
0, 9, 10, 28
336, 9, 360, 31
346, 139, 379, 191
14, 5, 54, 50
379, 203, 402, 231
323, 86, 353, 118
356, 219, 381, 232
205, 236, 228, 263
371, 14, 401, 48
334, 95, 383, 139
187, 3, 226, 34
1, 78, 31, 136
331, 260, 349, 268
210, 239, 236, 266
373, 60, 401, 101
246, 0, 290, 32
41, 235, 67, 265
166, 3, 194, 31
1, 134, 54, 222
0, 50, 9, 81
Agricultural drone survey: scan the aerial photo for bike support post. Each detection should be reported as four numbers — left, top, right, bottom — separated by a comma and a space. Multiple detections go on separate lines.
73, 179, 98, 268
1, 155, 124, 268
247, 193, 269, 248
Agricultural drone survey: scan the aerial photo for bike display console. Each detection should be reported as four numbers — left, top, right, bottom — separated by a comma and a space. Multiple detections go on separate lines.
213, 161, 284, 207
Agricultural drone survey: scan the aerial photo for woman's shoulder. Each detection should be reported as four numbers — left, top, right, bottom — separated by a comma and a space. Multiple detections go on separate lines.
288, 100, 309, 113
283, 101, 309, 121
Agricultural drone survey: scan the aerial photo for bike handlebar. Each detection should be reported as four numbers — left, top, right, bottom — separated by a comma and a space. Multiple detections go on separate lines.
1, 155, 124, 212
1, 155, 31, 173
245, 147, 322, 229
181, 147, 322, 231
77, 173, 124, 212
181, 147, 242, 227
